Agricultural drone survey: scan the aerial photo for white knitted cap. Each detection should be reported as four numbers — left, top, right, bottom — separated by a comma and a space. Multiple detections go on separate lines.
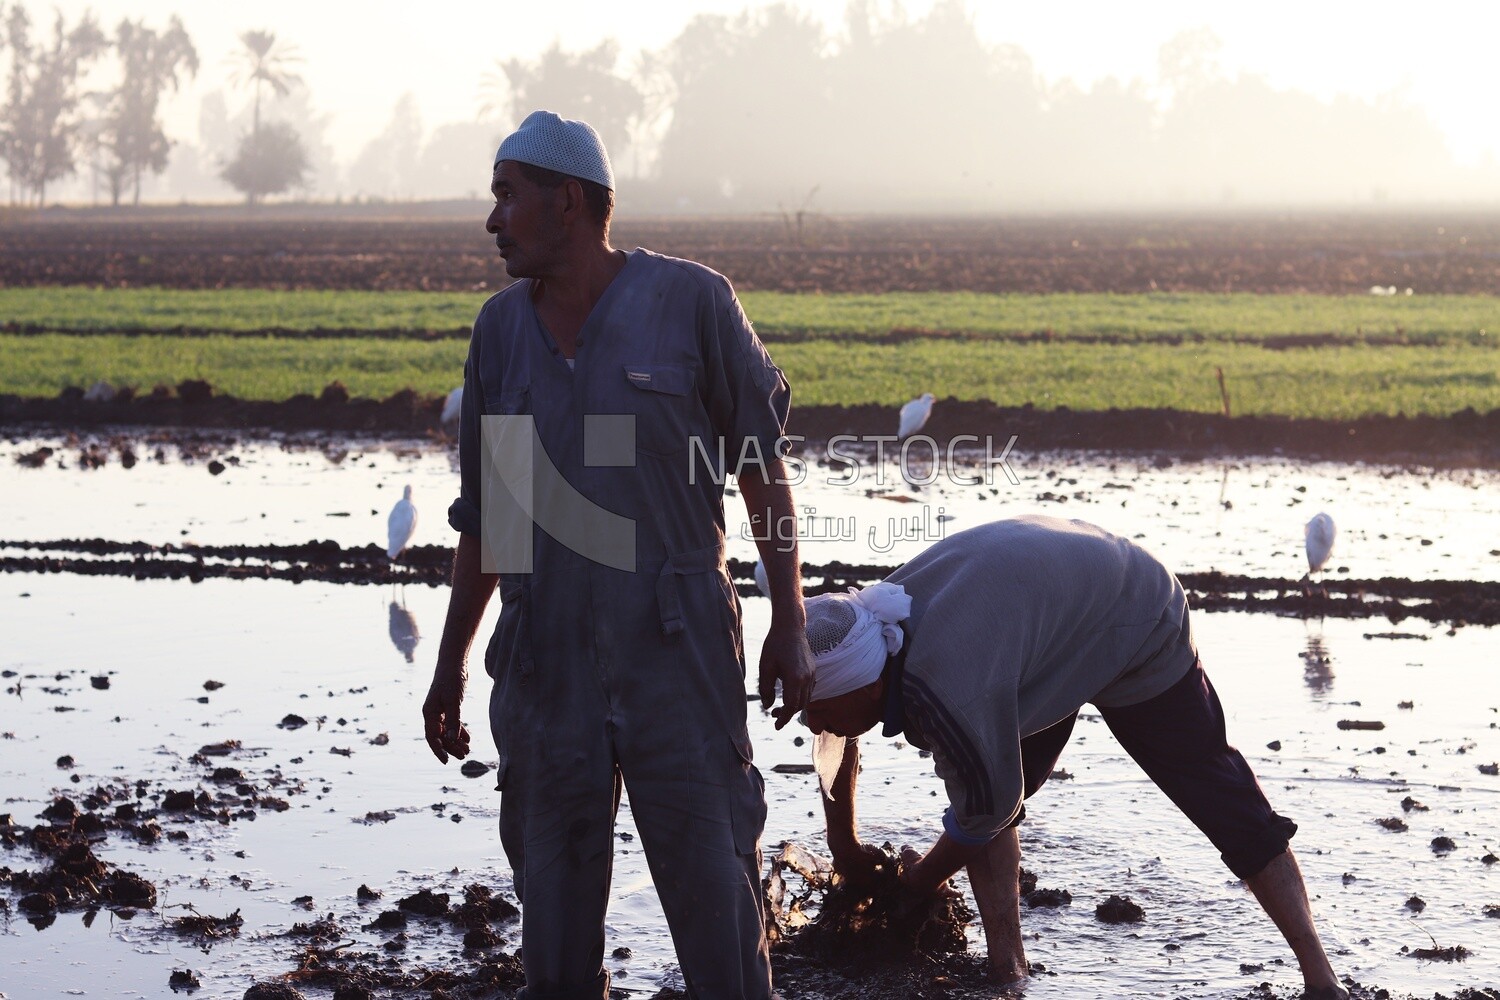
494, 110, 615, 190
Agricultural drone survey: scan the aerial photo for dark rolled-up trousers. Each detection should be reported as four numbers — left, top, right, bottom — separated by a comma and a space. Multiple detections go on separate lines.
1011, 658, 1297, 880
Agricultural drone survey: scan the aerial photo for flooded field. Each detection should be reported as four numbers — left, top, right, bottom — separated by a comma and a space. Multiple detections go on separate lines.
3, 433, 1497, 999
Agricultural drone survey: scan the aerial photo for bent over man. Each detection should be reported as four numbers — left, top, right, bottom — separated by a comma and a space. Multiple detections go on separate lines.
421, 111, 816, 1000
801, 515, 1348, 1000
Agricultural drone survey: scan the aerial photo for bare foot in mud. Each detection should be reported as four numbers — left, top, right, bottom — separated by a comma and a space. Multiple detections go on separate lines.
986, 966, 1027, 993
1301, 987, 1349, 1000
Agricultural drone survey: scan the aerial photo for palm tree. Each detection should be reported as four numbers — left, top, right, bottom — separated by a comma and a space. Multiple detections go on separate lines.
229, 29, 301, 140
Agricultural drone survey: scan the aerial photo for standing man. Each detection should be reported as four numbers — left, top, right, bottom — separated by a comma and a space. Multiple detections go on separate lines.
421, 111, 815, 1000
799, 515, 1349, 1000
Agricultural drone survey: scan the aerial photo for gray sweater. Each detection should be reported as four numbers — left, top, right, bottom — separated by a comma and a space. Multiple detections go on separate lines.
884, 515, 1197, 844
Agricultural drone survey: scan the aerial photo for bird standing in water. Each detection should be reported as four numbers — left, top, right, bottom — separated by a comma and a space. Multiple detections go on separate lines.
440, 386, 463, 428
388, 485, 418, 561
897, 393, 936, 439
1303, 512, 1336, 593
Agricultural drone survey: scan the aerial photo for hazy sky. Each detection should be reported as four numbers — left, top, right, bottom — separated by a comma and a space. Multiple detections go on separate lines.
21, 0, 1500, 166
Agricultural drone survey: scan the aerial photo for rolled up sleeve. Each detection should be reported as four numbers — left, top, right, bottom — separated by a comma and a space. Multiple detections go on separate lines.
447, 328, 485, 537
697, 276, 790, 471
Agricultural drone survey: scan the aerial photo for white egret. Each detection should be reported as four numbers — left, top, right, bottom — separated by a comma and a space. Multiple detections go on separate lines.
1304, 512, 1336, 578
897, 393, 936, 439
753, 557, 771, 598
440, 386, 463, 427
388, 485, 418, 561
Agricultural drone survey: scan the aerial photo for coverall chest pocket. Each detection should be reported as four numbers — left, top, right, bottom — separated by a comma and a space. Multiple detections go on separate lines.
483, 386, 531, 416
621, 363, 696, 458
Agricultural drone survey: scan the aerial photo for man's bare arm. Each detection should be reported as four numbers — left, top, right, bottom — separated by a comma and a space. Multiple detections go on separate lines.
421, 532, 498, 763
822, 738, 889, 884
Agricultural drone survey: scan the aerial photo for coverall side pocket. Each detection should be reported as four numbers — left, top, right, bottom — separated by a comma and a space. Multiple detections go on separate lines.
728, 735, 767, 857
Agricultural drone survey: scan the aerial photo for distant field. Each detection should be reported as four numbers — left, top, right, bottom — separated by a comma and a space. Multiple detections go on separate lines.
0, 287, 1496, 344
2, 333, 1494, 420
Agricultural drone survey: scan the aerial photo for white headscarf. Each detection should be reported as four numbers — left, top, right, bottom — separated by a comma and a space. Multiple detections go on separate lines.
804, 581, 911, 798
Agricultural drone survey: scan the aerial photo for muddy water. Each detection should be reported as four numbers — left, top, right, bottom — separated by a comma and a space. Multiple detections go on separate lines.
2, 435, 1498, 998
4, 433, 1498, 581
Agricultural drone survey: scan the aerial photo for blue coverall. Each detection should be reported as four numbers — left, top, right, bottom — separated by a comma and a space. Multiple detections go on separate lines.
448, 249, 789, 1000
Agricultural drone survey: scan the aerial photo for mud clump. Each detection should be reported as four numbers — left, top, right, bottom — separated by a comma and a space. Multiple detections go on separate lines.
177, 379, 213, 405
319, 381, 350, 405
41, 796, 80, 821
1024, 887, 1073, 908
5, 828, 159, 915
171, 907, 244, 941
243, 983, 306, 1000
288, 913, 341, 939
1095, 894, 1145, 924
452, 882, 518, 927
396, 887, 449, 917
365, 909, 407, 931
765, 842, 974, 965
1409, 944, 1472, 962
463, 925, 500, 950
105, 869, 157, 907
168, 969, 201, 991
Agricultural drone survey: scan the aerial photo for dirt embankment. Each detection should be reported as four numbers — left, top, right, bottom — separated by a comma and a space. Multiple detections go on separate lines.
3, 540, 1497, 627
5, 387, 1498, 467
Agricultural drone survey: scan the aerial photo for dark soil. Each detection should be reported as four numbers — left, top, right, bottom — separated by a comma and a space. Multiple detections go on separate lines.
765, 842, 974, 962
6, 391, 1499, 467
4, 538, 1497, 627
1095, 894, 1145, 923
4, 212, 1500, 294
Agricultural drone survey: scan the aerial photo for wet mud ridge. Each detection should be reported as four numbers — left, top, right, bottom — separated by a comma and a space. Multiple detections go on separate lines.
4, 390, 1499, 467
7, 540, 1496, 627
771, 559, 1500, 628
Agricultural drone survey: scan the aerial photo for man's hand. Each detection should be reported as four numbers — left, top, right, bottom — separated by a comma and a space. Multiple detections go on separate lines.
831, 840, 890, 889
759, 619, 815, 729
422, 667, 471, 764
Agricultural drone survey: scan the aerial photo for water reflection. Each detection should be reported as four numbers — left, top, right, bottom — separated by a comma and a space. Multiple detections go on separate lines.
388, 600, 420, 663
1300, 624, 1334, 696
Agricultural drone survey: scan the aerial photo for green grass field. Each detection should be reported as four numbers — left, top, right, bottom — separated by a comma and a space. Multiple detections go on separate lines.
1, 287, 1496, 344
2, 333, 1494, 419
2, 287, 1494, 418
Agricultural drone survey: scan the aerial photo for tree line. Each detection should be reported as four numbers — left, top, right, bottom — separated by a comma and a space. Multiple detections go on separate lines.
3, 2, 1493, 210
0, 5, 309, 206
